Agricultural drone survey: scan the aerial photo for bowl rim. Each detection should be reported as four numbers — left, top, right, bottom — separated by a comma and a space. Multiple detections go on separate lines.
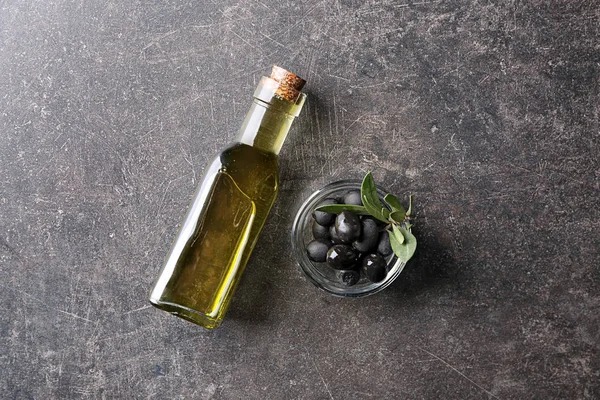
290, 179, 406, 297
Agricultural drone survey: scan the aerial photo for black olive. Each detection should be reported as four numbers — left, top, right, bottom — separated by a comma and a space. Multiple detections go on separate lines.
362, 253, 387, 282
377, 230, 393, 257
338, 269, 360, 286
343, 189, 363, 206
312, 198, 338, 226
329, 224, 343, 244
335, 211, 362, 243
306, 240, 331, 262
312, 220, 330, 240
352, 217, 379, 253
326, 244, 358, 270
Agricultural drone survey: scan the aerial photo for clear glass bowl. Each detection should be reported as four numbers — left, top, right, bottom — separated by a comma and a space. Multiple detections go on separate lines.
291, 180, 406, 297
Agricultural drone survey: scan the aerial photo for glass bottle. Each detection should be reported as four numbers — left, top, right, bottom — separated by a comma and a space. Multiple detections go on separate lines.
149, 66, 306, 328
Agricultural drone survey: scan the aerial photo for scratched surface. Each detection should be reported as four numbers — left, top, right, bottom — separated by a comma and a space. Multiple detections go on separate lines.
1, 0, 599, 399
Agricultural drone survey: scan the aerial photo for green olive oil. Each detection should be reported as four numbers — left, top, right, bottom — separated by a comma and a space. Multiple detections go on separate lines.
149, 67, 306, 328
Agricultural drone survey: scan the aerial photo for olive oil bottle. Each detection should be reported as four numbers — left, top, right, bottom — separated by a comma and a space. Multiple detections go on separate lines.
149, 66, 306, 328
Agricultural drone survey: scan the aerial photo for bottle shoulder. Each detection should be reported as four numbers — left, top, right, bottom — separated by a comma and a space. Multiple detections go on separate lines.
218, 142, 279, 166
210, 142, 279, 200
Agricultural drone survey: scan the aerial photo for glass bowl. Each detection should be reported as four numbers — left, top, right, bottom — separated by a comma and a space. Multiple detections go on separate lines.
291, 180, 406, 297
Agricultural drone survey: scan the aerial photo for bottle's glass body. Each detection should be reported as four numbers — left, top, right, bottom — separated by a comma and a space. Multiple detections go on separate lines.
149, 72, 306, 328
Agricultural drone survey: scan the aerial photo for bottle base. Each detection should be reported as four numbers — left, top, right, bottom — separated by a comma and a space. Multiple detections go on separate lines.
149, 298, 222, 329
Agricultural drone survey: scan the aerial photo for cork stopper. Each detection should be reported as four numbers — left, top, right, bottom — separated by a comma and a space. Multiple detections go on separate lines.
270, 65, 306, 102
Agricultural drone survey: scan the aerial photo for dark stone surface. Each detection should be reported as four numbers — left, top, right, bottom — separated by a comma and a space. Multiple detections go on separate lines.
1, 1, 598, 399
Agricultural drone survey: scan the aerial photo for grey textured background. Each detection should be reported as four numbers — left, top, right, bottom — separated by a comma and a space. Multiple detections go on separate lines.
1, 0, 599, 399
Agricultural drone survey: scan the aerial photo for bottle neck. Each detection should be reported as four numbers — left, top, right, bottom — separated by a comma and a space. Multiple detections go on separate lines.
237, 75, 306, 155
237, 99, 296, 155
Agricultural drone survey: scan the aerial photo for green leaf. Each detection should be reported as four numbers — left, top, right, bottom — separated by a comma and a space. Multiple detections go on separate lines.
384, 193, 406, 215
315, 204, 370, 215
361, 172, 384, 209
406, 194, 414, 217
391, 224, 405, 244
381, 208, 390, 220
362, 194, 387, 223
388, 229, 404, 258
361, 172, 387, 223
390, 226, 417, 263
389, 210, 405, 223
